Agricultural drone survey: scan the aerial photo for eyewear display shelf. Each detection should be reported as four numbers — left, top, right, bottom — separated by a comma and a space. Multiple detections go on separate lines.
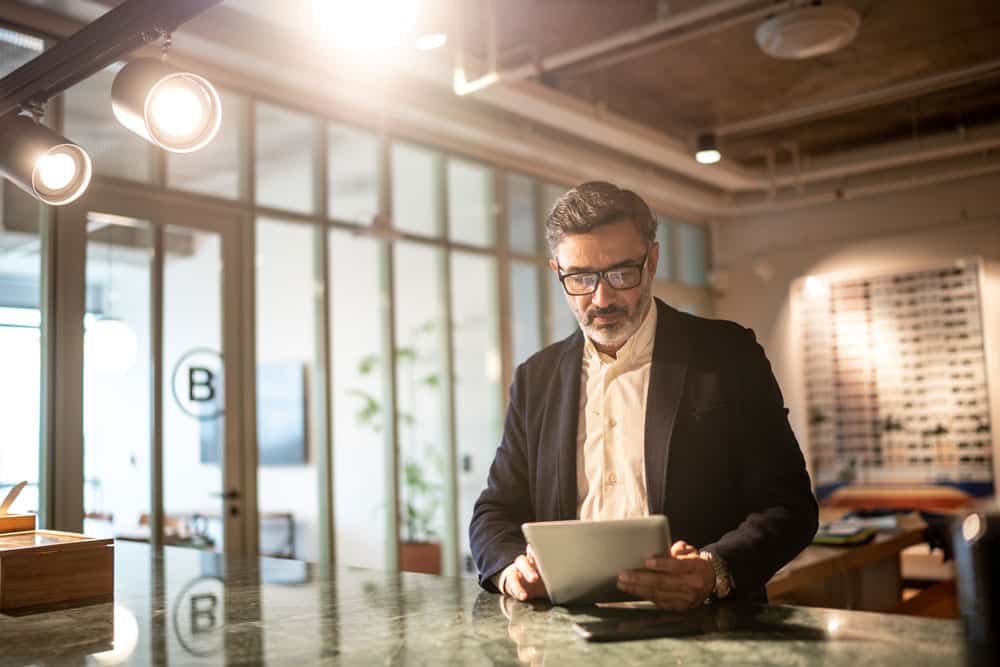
800, 260, 994, 498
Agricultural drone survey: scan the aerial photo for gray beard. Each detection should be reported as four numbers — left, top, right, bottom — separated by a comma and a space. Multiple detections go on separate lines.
575, 281, 653, 350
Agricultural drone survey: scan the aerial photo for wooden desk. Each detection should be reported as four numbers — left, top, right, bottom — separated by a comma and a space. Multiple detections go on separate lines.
767, 513, 927, 611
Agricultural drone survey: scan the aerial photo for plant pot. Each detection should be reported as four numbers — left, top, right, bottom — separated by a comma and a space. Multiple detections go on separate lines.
400, 541, 442, 574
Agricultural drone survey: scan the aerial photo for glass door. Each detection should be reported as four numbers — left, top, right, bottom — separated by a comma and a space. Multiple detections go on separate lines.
74, 187, 250, 556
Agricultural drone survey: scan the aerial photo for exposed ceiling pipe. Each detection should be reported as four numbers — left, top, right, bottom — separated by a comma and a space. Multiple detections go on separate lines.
453, 0, 768, 96
447, 6, 1000, 193
723, 154, 1000, 217
715, 58, 1000, 137
769, 121, 1000, 188
551, 1, 795, 78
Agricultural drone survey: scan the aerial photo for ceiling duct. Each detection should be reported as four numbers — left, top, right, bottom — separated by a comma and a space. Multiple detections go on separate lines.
755, 4, 860, 60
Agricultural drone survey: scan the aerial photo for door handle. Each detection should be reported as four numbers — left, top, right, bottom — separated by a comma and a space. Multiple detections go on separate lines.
211, 489, 241, 501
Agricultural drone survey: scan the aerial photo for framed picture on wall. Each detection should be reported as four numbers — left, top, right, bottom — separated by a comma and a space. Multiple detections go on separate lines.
200, 362, 308, 465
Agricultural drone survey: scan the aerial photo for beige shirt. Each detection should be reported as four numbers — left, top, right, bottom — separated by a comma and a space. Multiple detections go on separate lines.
496, 300, 657, 592
576, 300, 656, 520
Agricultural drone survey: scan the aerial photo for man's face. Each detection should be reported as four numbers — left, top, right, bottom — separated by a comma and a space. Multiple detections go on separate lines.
549, 220, 659, 350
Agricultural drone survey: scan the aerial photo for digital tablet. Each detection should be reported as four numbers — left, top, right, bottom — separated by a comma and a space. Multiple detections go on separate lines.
521, 515, 671, 605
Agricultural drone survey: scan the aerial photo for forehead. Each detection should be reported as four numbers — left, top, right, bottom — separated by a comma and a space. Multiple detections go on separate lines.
555, 220, 647, 269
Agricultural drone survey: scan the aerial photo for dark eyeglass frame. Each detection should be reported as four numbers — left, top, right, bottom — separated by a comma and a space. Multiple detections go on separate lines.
556, 250, 649, 296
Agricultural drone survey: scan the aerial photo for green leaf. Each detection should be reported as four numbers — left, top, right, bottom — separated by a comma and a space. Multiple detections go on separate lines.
358, 355, 379, 375
395, 347, 417, 363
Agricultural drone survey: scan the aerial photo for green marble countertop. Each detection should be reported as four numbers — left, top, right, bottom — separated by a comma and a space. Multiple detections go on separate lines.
0, 542, 965, 665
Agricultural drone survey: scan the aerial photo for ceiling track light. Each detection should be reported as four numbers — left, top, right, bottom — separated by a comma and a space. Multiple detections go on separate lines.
0, 0, 224, 206
0, 112, 92, 205
695, 133, 722, 165
111, 41, 222, 153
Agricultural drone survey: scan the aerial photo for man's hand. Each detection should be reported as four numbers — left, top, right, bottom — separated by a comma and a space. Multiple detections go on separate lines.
616, 540, 716, 610
501, 545, 548, 601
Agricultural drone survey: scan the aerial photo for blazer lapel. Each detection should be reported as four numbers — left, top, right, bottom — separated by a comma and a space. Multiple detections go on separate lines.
644, 299, 690, 516
552, 330, 583, 520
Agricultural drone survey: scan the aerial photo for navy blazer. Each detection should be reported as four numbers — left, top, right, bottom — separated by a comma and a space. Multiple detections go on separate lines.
470, 298, 818, 601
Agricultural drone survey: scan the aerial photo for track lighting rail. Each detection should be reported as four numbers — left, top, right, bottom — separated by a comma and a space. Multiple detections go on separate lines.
0, 0, 222, 118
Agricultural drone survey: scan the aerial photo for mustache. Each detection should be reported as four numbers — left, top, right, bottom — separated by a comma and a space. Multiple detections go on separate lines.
585, 305, 628, 324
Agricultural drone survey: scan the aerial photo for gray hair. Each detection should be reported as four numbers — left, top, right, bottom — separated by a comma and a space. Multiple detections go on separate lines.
544, 181, 657, 257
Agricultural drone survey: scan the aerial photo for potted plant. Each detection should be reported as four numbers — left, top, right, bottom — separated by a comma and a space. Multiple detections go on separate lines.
398, 458, 443, 573
349, 320, 445, 574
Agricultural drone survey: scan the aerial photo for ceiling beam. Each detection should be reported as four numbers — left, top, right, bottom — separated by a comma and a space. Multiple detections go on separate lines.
715, 58, 1000, 137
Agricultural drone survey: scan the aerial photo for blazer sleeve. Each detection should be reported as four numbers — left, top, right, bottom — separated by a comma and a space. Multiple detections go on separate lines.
701, 327, 819, 594
469, 363, 535, 591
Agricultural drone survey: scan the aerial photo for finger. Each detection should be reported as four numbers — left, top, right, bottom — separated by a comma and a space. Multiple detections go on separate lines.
526, 544, 538, 565
619, 569, 705, 595
622, 580, 701, 609
617, 581, 697, 609
525, 577, 548, 600
637, 557, 704, 574
671, 541, 697, 557
515, 555, 539, 583
507, 571, 530, 601
645, 554, 702, 574
642, 556, 685, 572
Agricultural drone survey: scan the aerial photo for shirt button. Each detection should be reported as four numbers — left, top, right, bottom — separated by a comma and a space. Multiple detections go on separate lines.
607, 473, 617, 484
608, 418, 617, 428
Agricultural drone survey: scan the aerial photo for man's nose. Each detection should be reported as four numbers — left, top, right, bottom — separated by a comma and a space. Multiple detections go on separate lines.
591, 277, 614, 307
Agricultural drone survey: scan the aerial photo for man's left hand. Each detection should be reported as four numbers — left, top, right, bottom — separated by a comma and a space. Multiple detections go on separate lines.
616, 541, 716, 610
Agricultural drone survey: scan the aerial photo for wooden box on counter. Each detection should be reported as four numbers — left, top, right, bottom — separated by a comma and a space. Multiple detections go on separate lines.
0, 525, 114, 613
0, 513, 36, 534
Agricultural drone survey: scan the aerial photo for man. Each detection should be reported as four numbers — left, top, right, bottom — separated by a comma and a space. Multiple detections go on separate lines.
470, 181, 818, 609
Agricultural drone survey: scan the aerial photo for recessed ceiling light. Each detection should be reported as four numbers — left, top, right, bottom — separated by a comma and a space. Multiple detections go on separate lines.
695, 133, 721, 165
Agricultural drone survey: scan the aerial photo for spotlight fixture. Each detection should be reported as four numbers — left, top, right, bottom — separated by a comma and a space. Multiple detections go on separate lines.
0, 113, 92, 205
111, 58, 221, 153
695, 133, 721, 165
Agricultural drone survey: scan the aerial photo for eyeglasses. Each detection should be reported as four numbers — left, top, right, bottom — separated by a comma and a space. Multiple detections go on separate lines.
557, 251, 648, 296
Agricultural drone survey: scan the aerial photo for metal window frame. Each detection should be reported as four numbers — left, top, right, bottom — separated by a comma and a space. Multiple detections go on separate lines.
438, 151, 460, 577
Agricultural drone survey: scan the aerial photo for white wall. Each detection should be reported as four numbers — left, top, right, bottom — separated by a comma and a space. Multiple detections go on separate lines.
712, 173, 1000, 493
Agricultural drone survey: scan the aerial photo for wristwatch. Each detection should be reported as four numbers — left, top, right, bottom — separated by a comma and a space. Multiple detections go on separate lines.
699, 550, 734, 599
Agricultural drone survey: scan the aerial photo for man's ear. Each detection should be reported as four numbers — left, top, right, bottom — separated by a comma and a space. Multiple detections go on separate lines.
648, 240, 660, 278
548, 258, 559, 274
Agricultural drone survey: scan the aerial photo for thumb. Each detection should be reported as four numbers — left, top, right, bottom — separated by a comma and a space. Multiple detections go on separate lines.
526, 543, 538, 564
671, 540, 697, 557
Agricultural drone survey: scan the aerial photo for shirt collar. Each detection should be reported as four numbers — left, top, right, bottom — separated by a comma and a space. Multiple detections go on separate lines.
583, 298, 657, 368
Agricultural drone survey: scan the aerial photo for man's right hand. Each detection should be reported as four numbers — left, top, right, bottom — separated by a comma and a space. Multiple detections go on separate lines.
500, 545, 548, 601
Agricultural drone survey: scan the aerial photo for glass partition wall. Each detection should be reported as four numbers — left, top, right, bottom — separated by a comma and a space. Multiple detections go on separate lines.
1, 22, 714, 573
